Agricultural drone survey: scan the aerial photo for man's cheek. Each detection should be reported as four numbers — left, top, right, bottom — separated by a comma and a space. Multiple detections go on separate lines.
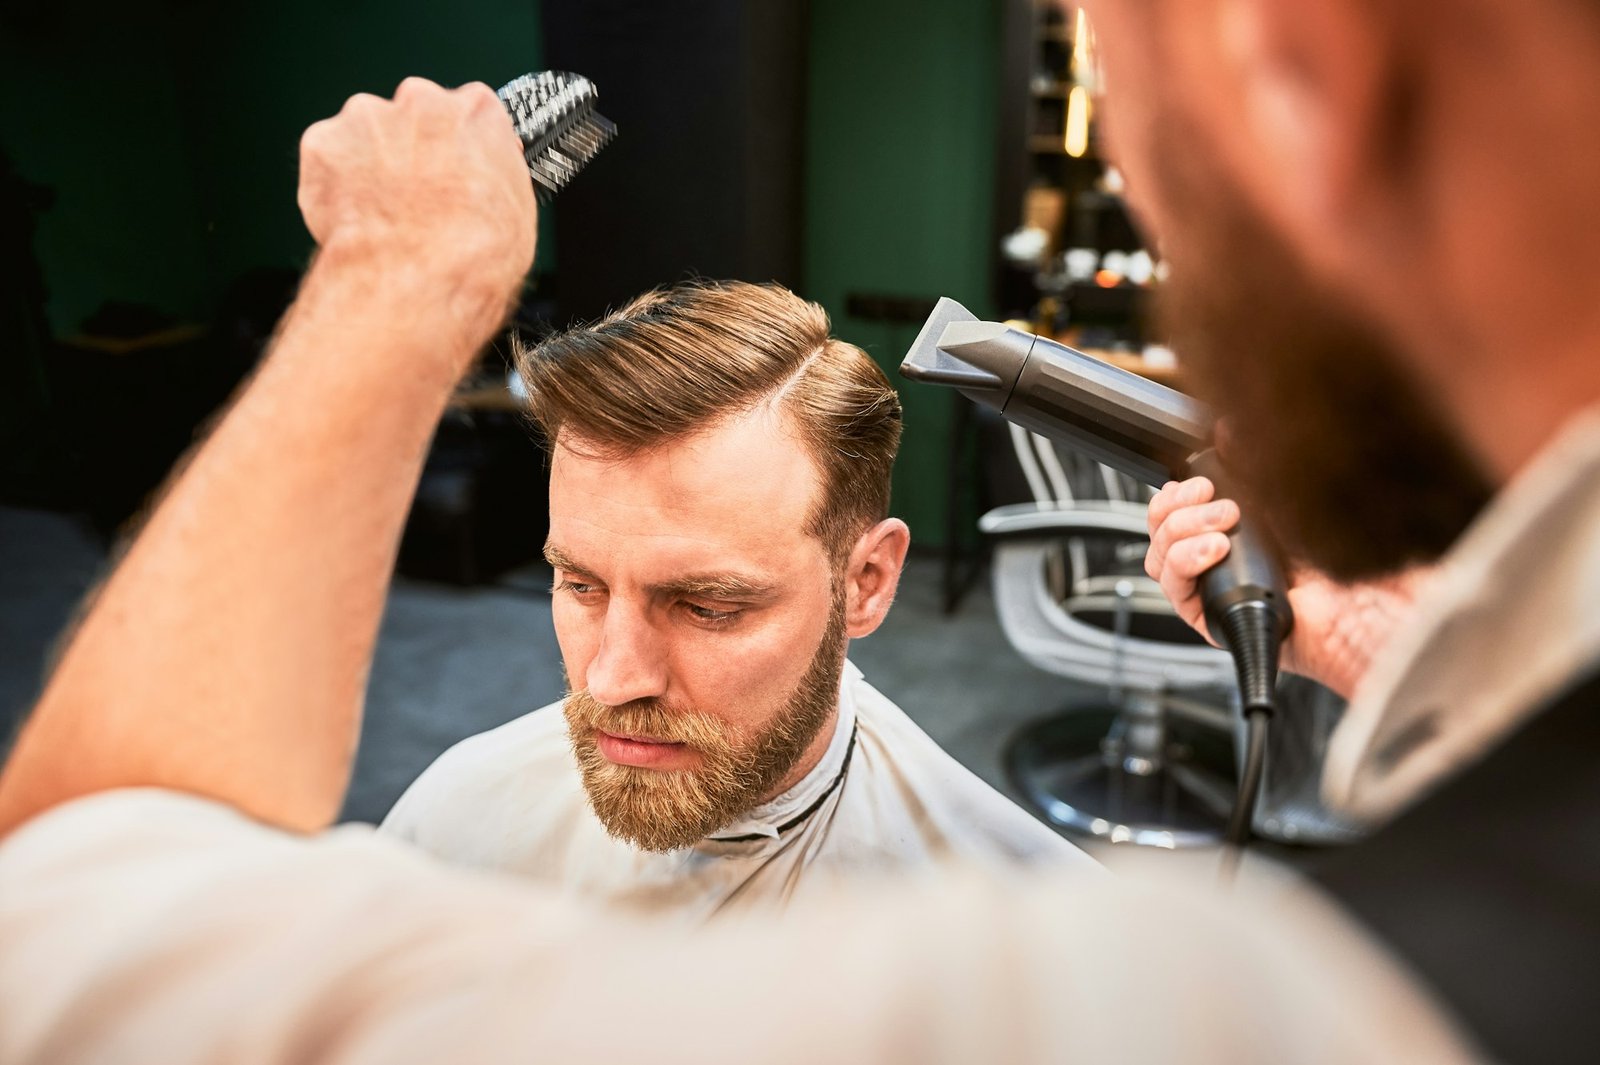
688, 622, 813, 713
551, 601, 597, 691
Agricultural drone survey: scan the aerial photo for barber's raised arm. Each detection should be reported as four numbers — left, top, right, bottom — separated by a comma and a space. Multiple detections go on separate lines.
1144, 477, 1432, 699
0, 78, 535, 836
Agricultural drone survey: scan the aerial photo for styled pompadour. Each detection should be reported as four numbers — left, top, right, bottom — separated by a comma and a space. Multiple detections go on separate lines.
516, 280, 903, 560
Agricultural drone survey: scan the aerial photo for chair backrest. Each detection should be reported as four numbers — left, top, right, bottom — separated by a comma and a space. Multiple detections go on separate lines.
1006, 423, 1162, 603
1007, 423, 1150, 508
984, 424, 1235, 694
987, 527, 1237, 691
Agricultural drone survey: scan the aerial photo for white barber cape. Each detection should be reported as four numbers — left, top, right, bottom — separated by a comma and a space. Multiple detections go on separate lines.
381, 660, 1097, 916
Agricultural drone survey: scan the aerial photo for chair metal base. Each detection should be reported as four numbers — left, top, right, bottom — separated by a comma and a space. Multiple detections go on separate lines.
1006, 704, 1238, 848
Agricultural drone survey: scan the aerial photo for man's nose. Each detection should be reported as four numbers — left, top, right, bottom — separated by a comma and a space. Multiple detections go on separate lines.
583, 602, 670, 707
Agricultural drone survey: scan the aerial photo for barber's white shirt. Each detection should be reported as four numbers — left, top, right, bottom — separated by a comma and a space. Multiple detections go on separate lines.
380, 661, 1097, 916
0, 789, 1477, 1064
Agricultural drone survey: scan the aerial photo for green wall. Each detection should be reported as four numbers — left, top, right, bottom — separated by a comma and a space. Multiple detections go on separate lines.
0, 12, 210, 335
169, 2, 550, 294
0, 1, 548, 336
803, 0, 1001, 547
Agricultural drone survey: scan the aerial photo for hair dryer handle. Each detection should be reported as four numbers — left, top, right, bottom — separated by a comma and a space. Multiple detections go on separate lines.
1185, 449, 1294, 669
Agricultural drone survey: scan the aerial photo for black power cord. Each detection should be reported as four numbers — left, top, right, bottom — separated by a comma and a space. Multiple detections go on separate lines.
1213, 600, 1286, 850
1227, 708, 1272, 848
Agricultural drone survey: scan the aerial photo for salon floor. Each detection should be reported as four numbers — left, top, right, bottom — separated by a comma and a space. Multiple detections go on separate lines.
0, 505, 1101, 830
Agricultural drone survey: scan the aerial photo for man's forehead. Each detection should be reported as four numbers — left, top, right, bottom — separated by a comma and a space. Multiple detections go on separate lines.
547, 407, 827, 574
551, 408, 822, 520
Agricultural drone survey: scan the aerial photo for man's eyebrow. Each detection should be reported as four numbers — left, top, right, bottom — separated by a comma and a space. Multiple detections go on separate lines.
543, 543, 598, 577
651, 573, 779, 603
545, 545, 777, 602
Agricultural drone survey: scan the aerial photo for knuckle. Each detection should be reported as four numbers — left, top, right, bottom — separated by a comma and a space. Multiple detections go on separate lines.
1172, 539, 1205, 576
1148, 525, 1171, 558
457, 81, 499, 108
1166, 509, 1203, 542
341, 92, 382, 120
299, 120, 328, 155
395, 76, 438, 100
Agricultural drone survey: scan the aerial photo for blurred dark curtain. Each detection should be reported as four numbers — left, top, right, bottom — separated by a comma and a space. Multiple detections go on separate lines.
543, 0, 809, 324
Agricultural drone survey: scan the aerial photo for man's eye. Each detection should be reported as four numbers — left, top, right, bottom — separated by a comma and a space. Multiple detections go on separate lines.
684, 602, 740, 625
553, 578, 600, 598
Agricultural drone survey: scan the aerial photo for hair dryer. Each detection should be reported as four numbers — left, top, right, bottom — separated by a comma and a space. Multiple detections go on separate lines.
900, 297, 1291, 845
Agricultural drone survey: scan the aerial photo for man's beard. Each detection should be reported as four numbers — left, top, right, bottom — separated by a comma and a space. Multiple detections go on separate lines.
564, 595, 847, 852
1148, 120, 1493, 580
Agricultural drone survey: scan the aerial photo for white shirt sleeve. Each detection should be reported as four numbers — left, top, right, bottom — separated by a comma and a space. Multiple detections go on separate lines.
0, 789, 1480, 1065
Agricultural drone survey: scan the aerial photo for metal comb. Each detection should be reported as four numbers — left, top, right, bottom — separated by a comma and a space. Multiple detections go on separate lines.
496, 71, 617, 203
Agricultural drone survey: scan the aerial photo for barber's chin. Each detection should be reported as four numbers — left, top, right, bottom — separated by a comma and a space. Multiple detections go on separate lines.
595, 731, 696, 770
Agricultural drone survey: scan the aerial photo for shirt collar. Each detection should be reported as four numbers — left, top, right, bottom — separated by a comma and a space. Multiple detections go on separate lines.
697, 660, 862, 849
1323, 407, 1600, 824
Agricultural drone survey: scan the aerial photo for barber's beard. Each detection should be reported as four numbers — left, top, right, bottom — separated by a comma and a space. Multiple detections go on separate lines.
564, 596, 847, 852
1147, 119, 1493, 580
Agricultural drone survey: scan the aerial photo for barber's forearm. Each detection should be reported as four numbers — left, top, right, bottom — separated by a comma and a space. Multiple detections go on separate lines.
0, 248, 504, 836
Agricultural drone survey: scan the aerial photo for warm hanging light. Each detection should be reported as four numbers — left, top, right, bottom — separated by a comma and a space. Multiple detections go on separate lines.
1072, 7, 1094, 85
1065, 85, 1092, 157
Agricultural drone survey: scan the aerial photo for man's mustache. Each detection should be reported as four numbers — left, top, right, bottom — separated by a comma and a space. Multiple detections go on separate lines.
564, 690, 733, 753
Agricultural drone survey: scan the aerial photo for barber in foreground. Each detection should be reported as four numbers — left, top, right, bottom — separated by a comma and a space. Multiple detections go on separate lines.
1, 0, 1595, 1054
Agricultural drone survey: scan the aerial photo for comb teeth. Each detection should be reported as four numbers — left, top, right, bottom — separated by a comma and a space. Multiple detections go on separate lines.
497, 71, 617, 204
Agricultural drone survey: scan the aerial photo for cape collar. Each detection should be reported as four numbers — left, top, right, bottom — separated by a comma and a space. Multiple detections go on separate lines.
698, 661, 863, 849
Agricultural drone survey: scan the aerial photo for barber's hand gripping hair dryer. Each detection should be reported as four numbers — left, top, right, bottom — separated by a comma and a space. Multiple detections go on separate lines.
900, 297, 1291, 846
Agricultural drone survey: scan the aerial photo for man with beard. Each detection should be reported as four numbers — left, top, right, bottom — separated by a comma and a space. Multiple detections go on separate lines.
3, 0, 1599, 1054
378, 281, 1092, 913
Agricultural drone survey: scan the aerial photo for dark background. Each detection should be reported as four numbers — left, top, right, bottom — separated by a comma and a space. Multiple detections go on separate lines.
0, 0, 1007, 548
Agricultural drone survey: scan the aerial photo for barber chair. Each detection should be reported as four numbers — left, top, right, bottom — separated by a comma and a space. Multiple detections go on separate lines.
987, 422, 1362, 847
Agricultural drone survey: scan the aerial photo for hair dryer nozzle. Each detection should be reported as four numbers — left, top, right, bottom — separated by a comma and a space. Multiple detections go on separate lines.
900, 300, 1211, 487
899, 298, 1017, 394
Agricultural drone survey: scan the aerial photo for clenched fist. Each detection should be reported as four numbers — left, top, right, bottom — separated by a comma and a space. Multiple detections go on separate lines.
297, 77, 536, 326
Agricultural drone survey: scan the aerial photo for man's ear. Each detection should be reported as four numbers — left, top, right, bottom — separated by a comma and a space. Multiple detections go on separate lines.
1209, 0, 1395, 251
841, 518, 910, 639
